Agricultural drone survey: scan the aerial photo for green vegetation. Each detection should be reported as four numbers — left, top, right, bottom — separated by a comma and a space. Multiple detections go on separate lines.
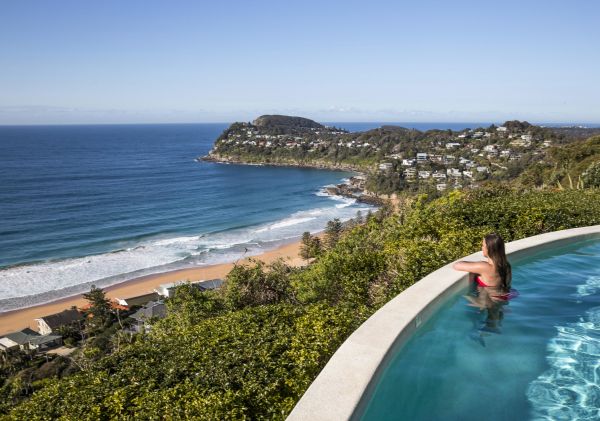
299, 232, 322, 261
4, 186, 600, 419
517, 135, 600, 188
583, 161, 600, 188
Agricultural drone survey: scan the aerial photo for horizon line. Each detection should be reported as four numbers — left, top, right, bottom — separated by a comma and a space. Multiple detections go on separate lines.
1, 118, 600, 127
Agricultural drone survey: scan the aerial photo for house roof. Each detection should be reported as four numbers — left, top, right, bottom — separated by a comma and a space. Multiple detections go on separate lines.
156, 279, 223, 296
197, 279, 223, 291
38, 308, 83, 329
4, 328, 40, 345
29, 334, 62, 346
132, 301, 167, 322
117, 292, 159, 307
0, 337, 19, 350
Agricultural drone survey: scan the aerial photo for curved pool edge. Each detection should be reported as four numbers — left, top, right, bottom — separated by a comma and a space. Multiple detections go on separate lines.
286, 225, 600, 421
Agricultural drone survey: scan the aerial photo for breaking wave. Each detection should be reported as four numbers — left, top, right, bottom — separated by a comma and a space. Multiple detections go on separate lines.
0, 190, 372, 312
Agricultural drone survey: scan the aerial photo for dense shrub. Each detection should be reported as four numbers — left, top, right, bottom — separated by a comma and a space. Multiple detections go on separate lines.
5, 304, 362, 420
583, 161, 600, 188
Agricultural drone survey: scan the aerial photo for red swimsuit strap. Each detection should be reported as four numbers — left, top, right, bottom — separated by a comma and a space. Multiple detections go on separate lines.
476, 275, 490, 287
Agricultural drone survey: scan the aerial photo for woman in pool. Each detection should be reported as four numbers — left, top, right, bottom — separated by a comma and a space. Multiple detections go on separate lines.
453, 233, 513, 304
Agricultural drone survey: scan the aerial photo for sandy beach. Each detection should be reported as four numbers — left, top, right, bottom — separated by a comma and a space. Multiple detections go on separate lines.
0, 239, 305, 336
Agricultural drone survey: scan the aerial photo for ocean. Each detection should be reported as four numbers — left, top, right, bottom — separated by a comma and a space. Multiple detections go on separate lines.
0, 121, 481, 312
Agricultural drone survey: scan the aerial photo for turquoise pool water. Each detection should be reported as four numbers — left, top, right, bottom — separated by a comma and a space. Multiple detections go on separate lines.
361, 239, 600, 421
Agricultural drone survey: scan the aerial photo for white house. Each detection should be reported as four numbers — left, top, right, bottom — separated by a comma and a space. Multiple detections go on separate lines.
445, 142, 461, 149
155, 279, 224, 298
463, 170, 473, 178
510, 139, 531, 147
496, 126, 507, 132
416, 153, 429, 162
443, 155, 455, 164
379, 163, 393, 171
401, 159, 416, 166
476, 166, 489, 173
436, 183, 447, 191
483, 145, 498, 153
404, 168, 417, 178
35, 309, 83, 336
447, 168, 462, 178
418, 171, 431, 179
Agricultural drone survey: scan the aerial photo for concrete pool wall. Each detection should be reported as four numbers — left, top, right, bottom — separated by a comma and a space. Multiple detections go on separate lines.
287, 225, 600, 421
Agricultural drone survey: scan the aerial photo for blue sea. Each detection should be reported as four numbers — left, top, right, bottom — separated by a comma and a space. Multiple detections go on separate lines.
0, 122, 480, 312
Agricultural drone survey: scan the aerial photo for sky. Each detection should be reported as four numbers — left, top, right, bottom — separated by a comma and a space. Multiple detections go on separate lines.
1, 0, 599, 125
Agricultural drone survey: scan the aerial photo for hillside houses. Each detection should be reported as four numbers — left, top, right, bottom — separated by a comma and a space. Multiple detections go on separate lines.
208, 117, 555, 193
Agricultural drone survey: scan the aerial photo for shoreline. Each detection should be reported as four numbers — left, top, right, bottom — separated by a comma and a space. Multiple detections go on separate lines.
0, 239, 306, 336
200, 154, 367, 173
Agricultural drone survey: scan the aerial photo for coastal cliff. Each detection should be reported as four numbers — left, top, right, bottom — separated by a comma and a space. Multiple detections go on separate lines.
200, 114, 366, 171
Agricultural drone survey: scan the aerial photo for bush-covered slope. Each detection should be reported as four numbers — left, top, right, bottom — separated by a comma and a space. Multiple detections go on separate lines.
5, 188, 600, 420
517, 135, 600, 188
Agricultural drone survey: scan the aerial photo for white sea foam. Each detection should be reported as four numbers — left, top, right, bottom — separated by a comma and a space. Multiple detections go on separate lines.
254, 217, 317, 233
0, 192, 373, 311
527, 276, 600, 420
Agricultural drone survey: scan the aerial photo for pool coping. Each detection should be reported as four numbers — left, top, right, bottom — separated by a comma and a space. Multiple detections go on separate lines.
287, 225, 600, 421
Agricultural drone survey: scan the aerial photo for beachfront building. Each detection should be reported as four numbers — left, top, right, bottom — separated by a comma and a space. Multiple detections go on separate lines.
197, 279, 224, 290
155, 279, 224, 298
35, 308, 83, 335
131, 301, 167, 333
155, 281, 187, 298
0, 328, 62, 352
115, 292, 160, 308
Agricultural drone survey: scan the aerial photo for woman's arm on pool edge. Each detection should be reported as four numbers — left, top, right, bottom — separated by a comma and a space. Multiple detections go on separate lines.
452, 260, 490, 274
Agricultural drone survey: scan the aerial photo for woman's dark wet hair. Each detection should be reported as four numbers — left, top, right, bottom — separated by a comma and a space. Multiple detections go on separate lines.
485, 233, 512, 292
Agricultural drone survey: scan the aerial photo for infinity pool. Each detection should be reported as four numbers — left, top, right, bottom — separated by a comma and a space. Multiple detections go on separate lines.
361, 239, 600, 420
